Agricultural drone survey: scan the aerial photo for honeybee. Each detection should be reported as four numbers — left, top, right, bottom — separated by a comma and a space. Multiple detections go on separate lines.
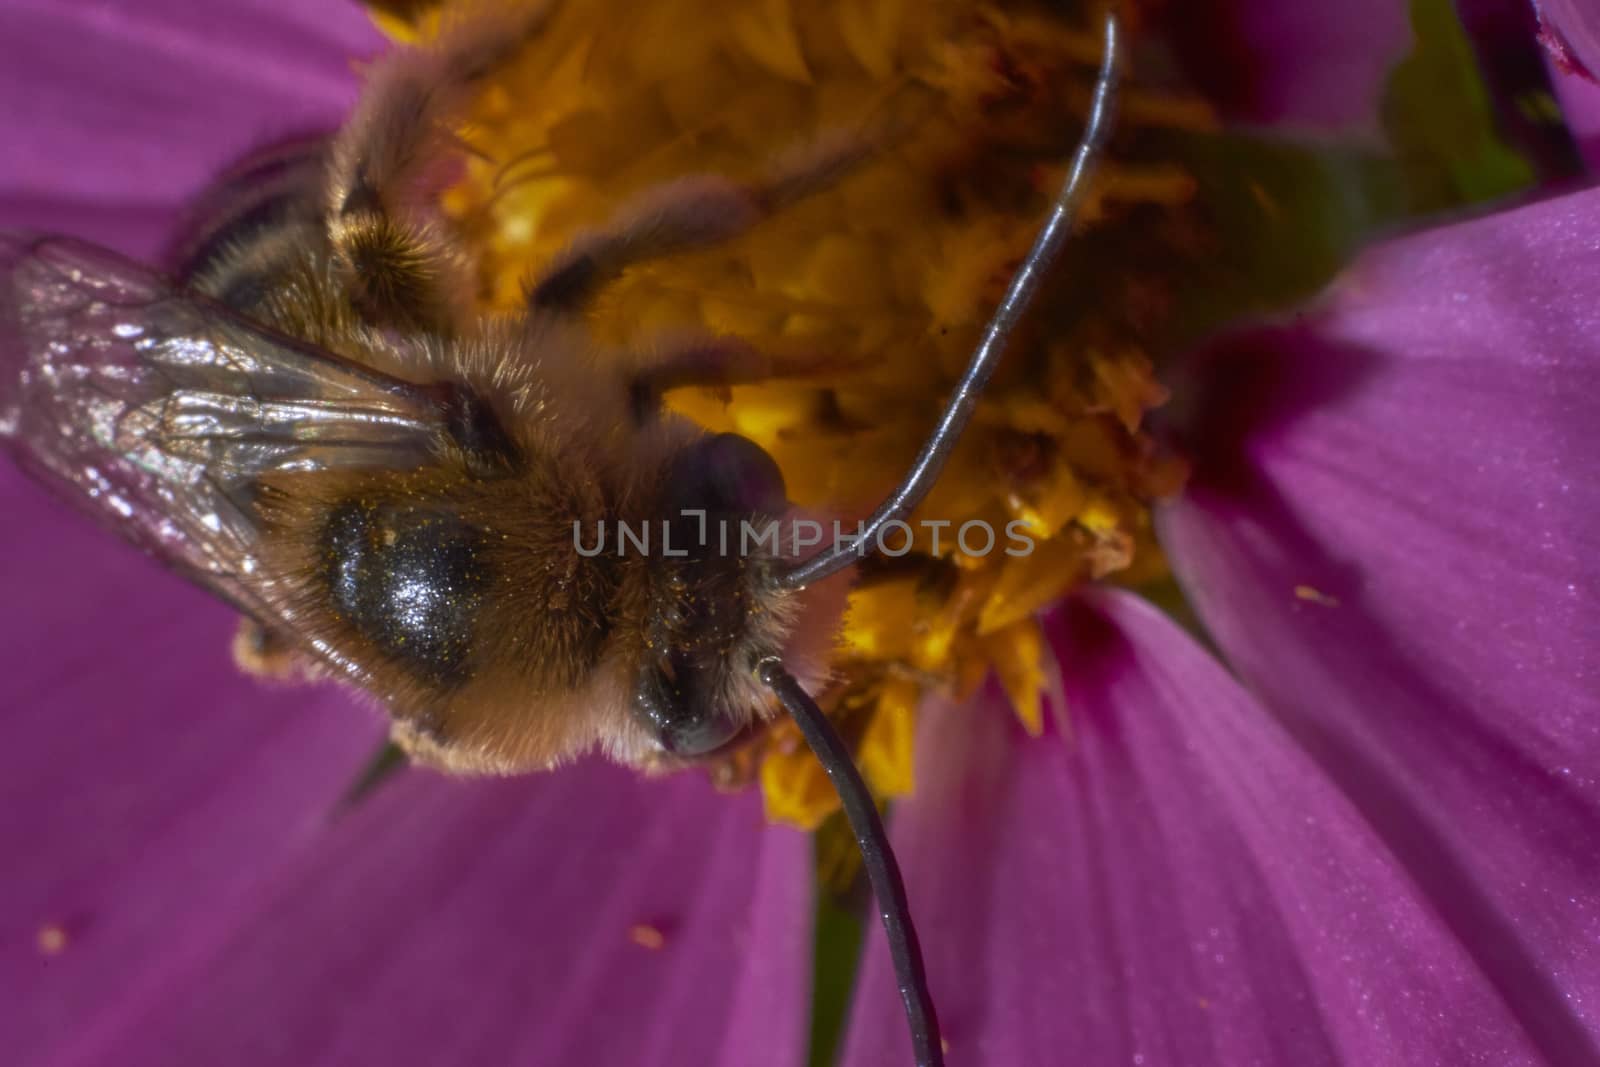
2, 6, 1119, 1063
1, 7, 850, 775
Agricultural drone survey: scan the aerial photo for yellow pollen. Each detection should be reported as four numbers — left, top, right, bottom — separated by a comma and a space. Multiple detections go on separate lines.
628, 923, 667, 951
378, 0, 1196, 827
1294, 585, 1341, 607
36, 923, 68, 957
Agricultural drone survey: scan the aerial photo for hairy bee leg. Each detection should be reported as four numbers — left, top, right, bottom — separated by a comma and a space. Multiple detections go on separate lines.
530, 132, 871, 313
624, 336, 768, 421
169, 135, 331, 287
625, 334, 853, 423
232, 618, 313, 682
324, 4, 553, 329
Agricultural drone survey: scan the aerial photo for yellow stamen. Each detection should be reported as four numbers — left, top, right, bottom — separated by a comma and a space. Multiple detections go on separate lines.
858, 677, 921, 796
376, 0, 1197, 826
760, 725, 842, 829
982, 618, 1051, 736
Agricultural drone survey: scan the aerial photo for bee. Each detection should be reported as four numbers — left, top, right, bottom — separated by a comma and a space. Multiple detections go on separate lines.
0, 6, 1119, 1064
1, 7, 855, 775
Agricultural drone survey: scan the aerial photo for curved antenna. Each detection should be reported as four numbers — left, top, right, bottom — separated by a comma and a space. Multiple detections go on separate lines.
754, 14, 1124, 1065
756, 657, 943, 1067
778, 11, 1121, 592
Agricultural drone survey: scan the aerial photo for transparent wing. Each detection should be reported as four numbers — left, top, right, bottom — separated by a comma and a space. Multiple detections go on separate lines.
0, 231, 452, 634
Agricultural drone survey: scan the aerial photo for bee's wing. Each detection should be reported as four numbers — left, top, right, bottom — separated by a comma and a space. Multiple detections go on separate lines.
0, 232, 452, 632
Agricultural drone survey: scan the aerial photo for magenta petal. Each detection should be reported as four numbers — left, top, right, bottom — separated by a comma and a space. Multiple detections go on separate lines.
840, 590, 1552, 1066
0, 0, 379, 258
2, 8, 398, 1062
0, 471, 387, 1066
1160, 187, 1600, 1058
60, 762, 812, 1067
1159, 0, 1411, 130
1537, 0, 1600, 81
1549, 52, 1600, 168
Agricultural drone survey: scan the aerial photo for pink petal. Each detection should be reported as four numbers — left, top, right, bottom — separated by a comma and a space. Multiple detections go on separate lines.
1159, 186, 1600, 1057
0, 0, 379, 258
1536, 0, 1600, 81
841, 591, 1557, 1065
2, 6, 392, 1062
1532, 0, 1600, 168
0, 470, 387, 1066
1157, 0, 1412, 130
1548, 48, 1600, 169
61, 761, 812, 1067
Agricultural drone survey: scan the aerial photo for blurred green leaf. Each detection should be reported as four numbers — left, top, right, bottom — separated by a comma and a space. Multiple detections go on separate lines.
808, 826, 866, 1067
1161, 132, 1406, 352
1384, 0, 1537, 210
1148, 0, 1544, 356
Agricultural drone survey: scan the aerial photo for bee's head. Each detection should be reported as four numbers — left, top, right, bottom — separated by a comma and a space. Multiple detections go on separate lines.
629, 431, 833, 757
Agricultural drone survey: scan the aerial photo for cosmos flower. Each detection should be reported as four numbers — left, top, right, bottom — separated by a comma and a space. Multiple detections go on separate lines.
2, 3, 1597, 1067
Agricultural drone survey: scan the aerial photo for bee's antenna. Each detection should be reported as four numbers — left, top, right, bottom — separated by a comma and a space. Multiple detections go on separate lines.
755, 656, 943, 1067
778, 10, 1120, 593
754, 14, 1121, 1062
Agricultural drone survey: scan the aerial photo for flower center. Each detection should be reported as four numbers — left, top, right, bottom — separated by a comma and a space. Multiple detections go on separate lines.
392, 0, 1201, 826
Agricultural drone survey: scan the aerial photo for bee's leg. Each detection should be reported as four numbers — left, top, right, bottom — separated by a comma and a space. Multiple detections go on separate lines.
323, 6, 551, 330
170, 135, 330, 287
624, 333, 850, 423
529, 133, 870, 314
232, 618, 316, 683
624, 336, 762, 423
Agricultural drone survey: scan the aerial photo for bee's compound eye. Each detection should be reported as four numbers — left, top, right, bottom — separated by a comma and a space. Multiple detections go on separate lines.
666, 432, 787, 517
633, 656, 743, 757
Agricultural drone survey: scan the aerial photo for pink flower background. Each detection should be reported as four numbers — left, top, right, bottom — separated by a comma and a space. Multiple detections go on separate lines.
2, 1, 1598, 1065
